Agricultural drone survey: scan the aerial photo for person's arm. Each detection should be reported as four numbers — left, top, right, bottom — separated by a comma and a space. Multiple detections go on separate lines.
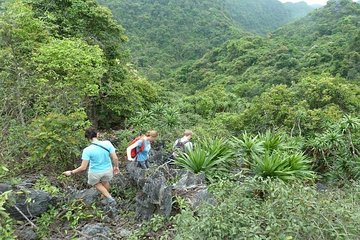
172, 139, 179, 150
63, 160, 89, 176
126, 141, 139, 161
185, 142, 193, 152
110, 152, 119, 175
106, 141, 119, 174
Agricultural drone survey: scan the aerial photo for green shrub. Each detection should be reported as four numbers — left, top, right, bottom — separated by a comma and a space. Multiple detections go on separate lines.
325, 156, 360, 183
305, 115, 360, 181
0, 191, 15, 239
129, 214, 172, 240
115, 128, 137, 156
0, 164, 8, 180
26, 110, 90, 172
35, 201, 104, 238
233, 131, 314, 181
34, 175, 60, 196
0, 121, 28, 176
36, 207, 60, 239
260, 130, 285, 153
63, 200, 104, 228
175, 138, 235, 181
174, 178, 360, 239
232, 132, 264, 163
252, 152, 315, 181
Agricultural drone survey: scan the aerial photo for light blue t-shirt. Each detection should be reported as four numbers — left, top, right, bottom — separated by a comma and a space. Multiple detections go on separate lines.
82, 140, 116, 173
136, 139, 151, 162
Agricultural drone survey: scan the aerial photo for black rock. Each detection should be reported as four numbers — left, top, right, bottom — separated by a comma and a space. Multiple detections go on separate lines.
0, 183, 11, 193
79, 223, 111, 240
6, 189, 52, 220
70, 188, 99, 205
15, 226, 37, 240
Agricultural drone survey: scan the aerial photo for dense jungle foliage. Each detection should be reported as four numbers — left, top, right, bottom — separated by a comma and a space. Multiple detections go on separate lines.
1, 0, 360, 239
97, 0, 314, 79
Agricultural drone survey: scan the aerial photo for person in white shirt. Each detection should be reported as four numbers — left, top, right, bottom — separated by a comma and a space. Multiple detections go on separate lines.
172, 130, 193, 158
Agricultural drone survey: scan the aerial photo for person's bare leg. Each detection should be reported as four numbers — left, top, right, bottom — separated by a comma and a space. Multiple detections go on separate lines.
100, 181, 110, 198
103, 181, 110, 191
94, 182, 111, 198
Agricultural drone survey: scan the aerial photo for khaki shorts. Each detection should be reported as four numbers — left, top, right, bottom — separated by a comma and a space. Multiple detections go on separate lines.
88, 169, 113, 186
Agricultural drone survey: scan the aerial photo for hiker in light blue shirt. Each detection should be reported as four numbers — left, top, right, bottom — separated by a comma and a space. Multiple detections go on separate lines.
126, 130, 158, 169
134, 139, 151, 162
63, 128, 119, 205
82, 140, 115, 173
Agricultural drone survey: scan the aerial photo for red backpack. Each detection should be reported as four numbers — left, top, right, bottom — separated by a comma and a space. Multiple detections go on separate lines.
129, 136, 145, 160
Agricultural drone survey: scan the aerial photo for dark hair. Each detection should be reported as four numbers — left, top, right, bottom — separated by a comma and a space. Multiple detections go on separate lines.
85, 127, 98, 140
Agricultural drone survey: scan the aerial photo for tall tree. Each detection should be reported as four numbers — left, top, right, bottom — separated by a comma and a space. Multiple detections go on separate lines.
0, 0, 49, 125
25, 0, 158, 127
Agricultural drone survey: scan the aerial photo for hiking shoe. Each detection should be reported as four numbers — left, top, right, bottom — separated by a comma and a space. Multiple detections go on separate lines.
101, 197, 116, 206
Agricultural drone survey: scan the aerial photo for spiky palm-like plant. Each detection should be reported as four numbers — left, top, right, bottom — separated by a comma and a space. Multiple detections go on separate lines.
128, 109, 155, 130
339, 115, 360, 156
252, 152, 314, 181
260, 130, 285, 154
201, 138, 234, 161
163, 107, 179, 128
175, 138, 235, 181
340, 115, 360, 132
232, 132, 264, 164
136, 109, 155, 121
313, 129, 343, 154
175, 149, 208, 174
152, 102, 167, 115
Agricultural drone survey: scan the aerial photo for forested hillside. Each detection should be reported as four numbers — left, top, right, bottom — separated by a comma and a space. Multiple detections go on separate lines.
284, 1, 316, 18
1, 0, 360, 239
178, 0, 360, 85
175, 1, 359, 95
97, 0, 314, 80
96, 0, 245, 80
221, 0, 314, 34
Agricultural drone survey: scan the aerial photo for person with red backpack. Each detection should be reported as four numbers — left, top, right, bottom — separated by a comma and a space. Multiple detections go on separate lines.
126, 130, 158, 169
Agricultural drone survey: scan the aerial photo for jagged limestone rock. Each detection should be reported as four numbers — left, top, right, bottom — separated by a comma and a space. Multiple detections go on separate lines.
79, 223, 112, 240
5, 189, 52, 220
135, 171, 172, 220
173, 171, 216, 209
70, 188, 99, 205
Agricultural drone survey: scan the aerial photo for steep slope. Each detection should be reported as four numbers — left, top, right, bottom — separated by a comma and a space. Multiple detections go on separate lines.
175, 0, 360, 95
221, 0, 313, 35
283, 1, 316, 18
97, 0, 245, 80
97, 0, 314, 80
273, 0, 360, 79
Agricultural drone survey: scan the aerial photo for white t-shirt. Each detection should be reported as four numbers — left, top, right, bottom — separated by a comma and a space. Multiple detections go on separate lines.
173, 136, 193, 152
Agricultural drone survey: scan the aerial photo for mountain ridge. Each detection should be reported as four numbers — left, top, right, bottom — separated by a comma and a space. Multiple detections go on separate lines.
96, 0, 315, 80
174, 0, 360, 95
